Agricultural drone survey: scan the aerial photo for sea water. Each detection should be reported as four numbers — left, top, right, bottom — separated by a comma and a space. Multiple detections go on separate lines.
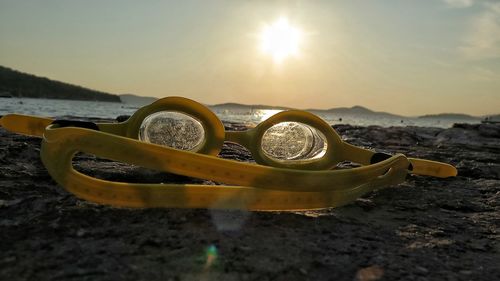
0, 97, 480, 128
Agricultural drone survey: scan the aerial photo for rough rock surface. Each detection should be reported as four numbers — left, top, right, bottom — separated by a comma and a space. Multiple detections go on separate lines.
0, 122, 498, 281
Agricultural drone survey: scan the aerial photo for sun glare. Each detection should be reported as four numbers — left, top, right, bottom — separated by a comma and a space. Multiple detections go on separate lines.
256, 109, 283, 122
260, 17, 302, 63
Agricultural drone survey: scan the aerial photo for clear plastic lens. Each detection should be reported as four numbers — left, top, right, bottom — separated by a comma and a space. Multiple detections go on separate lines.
139, 111, 205, 151
261, 122, 327, 161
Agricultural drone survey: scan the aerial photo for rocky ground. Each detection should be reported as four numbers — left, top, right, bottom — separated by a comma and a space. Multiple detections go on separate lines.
0, 121, 498, 281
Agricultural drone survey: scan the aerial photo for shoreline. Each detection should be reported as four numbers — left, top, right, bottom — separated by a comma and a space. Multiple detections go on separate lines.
0, 122, 498, 280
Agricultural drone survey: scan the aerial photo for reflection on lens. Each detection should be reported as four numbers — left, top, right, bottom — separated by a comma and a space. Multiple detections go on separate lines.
139, 111, 205, 151
261, 122, 327, 161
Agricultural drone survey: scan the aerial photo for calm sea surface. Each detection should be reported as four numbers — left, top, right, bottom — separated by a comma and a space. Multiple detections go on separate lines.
0, 97, 480, 128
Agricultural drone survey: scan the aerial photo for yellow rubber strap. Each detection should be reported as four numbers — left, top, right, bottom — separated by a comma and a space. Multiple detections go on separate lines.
342, 142, 457, 178
43, 126, 409, 192
0, 114, 128, 137
41, 126, 410, 210
0, 114, 53, 137
409, 158, 458, 178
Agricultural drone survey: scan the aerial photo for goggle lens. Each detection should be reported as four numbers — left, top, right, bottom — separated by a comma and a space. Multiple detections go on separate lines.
261, 122, 327, 161
139, 111, 205, 151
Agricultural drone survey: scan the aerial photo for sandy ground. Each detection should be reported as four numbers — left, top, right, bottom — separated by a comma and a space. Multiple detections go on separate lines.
0, 122, 499, 281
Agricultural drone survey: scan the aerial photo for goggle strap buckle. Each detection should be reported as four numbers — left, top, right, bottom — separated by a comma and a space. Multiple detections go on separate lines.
371, 152, 413, 171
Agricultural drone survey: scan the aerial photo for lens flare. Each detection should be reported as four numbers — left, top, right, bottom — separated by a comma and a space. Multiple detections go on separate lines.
204, 244, 218, 270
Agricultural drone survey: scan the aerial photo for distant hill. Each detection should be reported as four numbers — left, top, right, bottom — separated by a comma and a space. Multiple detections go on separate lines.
315, 105, 402, 118
211, 103, 402, 118
209, 102, 291, 111
210, 103, 500, 120
0, 66, 120, 102
119, 94, 157, 105
418, 113, 480, 120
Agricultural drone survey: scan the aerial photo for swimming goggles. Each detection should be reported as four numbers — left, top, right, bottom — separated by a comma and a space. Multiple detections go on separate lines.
0, 96, 457, 211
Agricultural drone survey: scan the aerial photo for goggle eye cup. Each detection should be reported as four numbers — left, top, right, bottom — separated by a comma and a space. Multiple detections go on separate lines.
261, 121, 328, 161
138, 111, 206, 151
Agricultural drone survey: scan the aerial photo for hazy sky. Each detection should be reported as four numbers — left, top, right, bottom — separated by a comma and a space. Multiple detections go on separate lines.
1, 0, 499, 116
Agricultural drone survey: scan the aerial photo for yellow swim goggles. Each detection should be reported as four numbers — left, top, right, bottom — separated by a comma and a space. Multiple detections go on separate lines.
0, 96, 457, 211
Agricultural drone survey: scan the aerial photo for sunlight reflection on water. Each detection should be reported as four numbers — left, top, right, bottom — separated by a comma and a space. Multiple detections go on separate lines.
255, 109, 283, 122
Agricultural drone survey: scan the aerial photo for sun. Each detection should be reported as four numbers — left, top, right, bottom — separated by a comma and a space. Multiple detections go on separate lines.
260, 17, 302, 63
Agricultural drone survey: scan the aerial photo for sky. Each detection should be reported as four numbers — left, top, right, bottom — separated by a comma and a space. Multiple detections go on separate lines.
0, 0, 499, 116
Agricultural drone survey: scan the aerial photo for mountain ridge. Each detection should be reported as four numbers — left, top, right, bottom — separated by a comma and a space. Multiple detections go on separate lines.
0, 65, 120, 102
1, 65, 497, 119
209, 102, 497, 119
418, 113, 481, 120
